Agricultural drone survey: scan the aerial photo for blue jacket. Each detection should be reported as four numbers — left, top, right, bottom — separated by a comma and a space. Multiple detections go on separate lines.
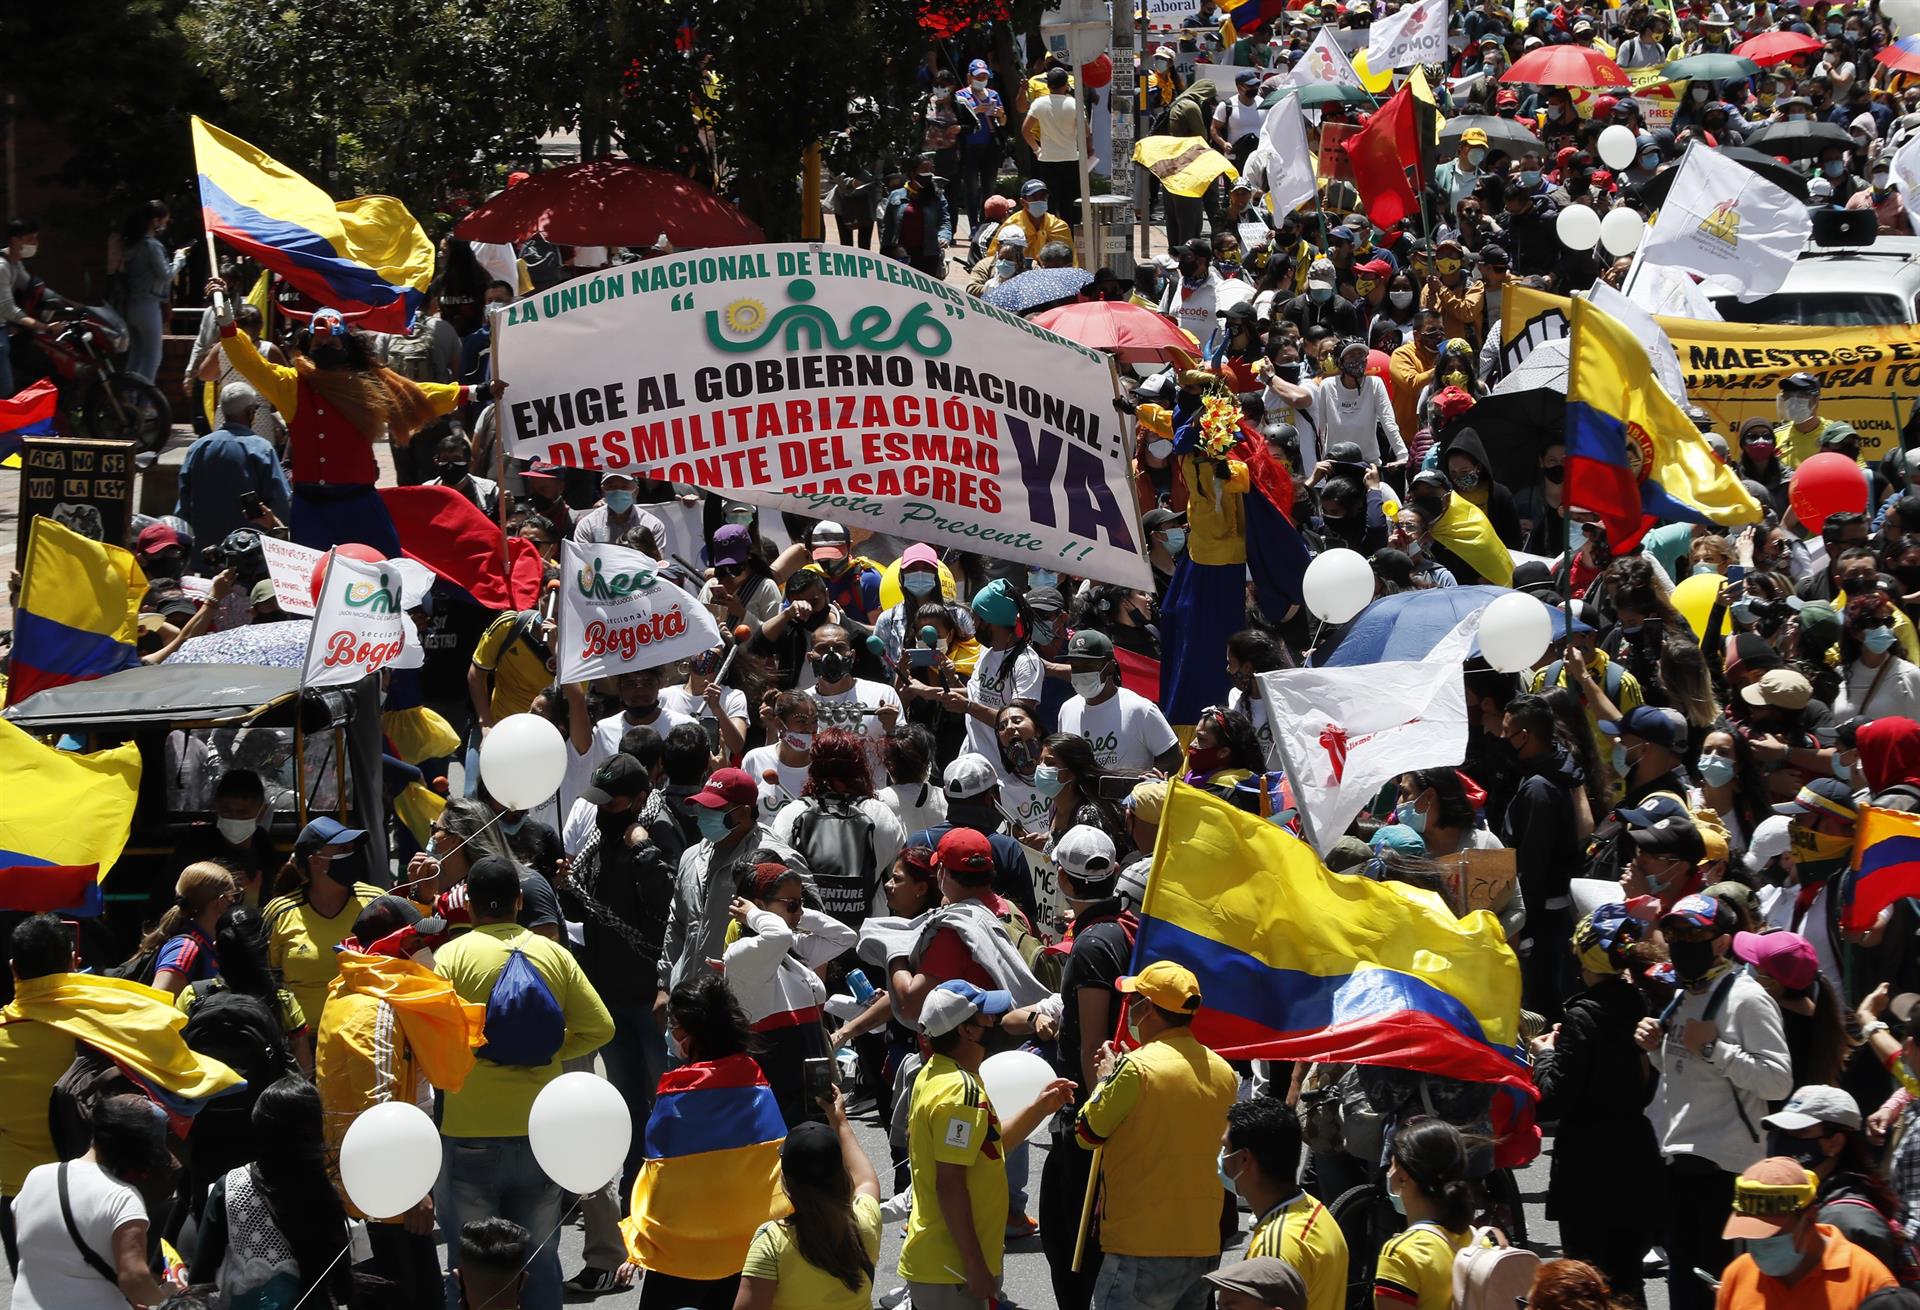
177, 423, 292, 547
880, 186, 952, 260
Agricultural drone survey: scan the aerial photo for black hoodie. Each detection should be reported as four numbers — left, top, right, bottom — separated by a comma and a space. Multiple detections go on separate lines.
1442, 427, 1525, 549
1502, 741, 1584, 903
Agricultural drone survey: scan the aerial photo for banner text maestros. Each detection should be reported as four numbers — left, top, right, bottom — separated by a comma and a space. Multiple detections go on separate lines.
497, 243, 1149, 588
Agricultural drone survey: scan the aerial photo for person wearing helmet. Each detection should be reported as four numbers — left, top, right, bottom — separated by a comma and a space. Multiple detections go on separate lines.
1774, 372, 1849, 469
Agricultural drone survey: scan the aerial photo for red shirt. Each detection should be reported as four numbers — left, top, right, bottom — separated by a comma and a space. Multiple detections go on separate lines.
289, 379, 380, 486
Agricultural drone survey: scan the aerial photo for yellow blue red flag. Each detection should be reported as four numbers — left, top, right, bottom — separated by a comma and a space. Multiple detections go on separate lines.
1844, 807, 1920, 932
0, 719, 142, 914
7, 515, 144, 708
623, 1052, 789, 1279
191, 116, 433, 331
1133, 782, 1532, 1092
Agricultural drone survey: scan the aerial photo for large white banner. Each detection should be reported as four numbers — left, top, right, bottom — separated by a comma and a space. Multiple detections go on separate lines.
557, 540, 723, 683
498, 244, 1150, 588
303, 553, 407, 687
1367, 0, 1449, 70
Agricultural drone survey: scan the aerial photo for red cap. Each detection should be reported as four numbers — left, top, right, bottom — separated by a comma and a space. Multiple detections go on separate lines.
691, 766, 759, 809
1594, 94, 1619, 117
936, 828, 996, 877
1496, 89, 1519, 107
136, 523, 183, 554
1354, 258, 1393, 280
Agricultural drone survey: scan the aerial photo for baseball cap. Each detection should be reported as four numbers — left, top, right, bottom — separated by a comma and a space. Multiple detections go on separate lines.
1723, 1159, 1818, 1239
582, 754, 649, 805
942, 753, 1001, 800
1235, 69, 1262, 86
1764, 1084, 1862, 1133
1066, 629, 1114, 661
295, 815, 368, 852
1055, 825, 1117, 882
1773, 776, 1859, 821
1630, 816, 1707, 863
1020, 178, 1049, 198
1820, 423, 1862, 450
1747, 814, 1793, 873
1477, 243, 1510, 268
1118, 960, 1203, 1014
780, 1121, 842, 1186
710, 524, 753, 568
1024, 586, 1066, 616
248, 579, 279, 606
1781, 371, 1822, 394
1661, 891, 1727, 932
1616, 793, 1691, 829
144, 586, 198, 621
1796, 603, 1842, 650
690, 766, 758, 809
1598, 705, 1688, 752
807, 519, 851, 561
136, 522, 183, 555
1733, 930, 1818, 992
1142, 506, 1188, 534
1206, 1258, 1308, 1310
937, 827, 996, 878
1727, 632, 1787, 676
919, 978, 1015, 1036
599, 469, 636, 486
900, 542, 940, 569
351, 895, 423, 949
1128, 779, 1169, 824
1462, 126, 1490, 148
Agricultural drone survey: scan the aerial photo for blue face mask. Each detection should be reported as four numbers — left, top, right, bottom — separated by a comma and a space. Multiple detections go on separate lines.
902, 571, 937, 597
1029, 568, 1059, 590
1519, 170, 1542, 188
1620, 622, 1643, 636
1398, 797, 1428, 834
1612, 743, 1629, 775
1217, 1149, 1242, 1196
1834, 754, 1859, 784
1388, 1185, 1408, 1215
697, 808, 733, 843
1698, 753, 1737, 788
1031, 765, 1066, 797
603, 490, 635, 513
1745, 1232, 1806, 1279
500, 814, 527, 835
1163, 529, 1188, 555
1823, 159, 1847, 178
1027, 200, 1049, 218
1864, 626, 1899, 654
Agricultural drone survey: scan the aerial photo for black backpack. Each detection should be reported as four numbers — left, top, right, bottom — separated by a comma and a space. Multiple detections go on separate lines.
788, 796, 880, 931
180, 990, 299, 1177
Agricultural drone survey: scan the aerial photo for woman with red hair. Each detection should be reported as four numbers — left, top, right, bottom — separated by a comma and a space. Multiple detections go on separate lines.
768, 728, 906, 935
1522, 1260, 1629, 1310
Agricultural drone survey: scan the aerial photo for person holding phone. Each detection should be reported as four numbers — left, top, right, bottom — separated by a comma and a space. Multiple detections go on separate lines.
735, 1086, 883, 1310
175, 381, 292, 550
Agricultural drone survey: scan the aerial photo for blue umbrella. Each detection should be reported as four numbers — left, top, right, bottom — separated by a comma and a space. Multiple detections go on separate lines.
980, 267, 1094, 315
1317, 585, 1513, 666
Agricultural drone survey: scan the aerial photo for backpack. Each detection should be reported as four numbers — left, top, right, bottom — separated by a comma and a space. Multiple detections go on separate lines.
789, 796, 880, 932
384, 326, 438, 383
477, 947, 567, 1067
1540, 657, 1623, 704
1825, 1196, 1920, 1287
1449, 1226, 1541, 1310
181, 990, 299, 1177
107, 945, 160, 986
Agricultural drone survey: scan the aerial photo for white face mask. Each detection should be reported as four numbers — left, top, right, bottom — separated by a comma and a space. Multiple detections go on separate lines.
1389, 289, 1414, 309
1071, 671, 1107, 699
216, 816, 259, 846
17, 243, 37, 259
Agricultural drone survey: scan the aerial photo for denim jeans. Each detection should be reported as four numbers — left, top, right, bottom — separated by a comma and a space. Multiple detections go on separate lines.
440, 1135, 565, 1310
1092, 1252, 1219, 1310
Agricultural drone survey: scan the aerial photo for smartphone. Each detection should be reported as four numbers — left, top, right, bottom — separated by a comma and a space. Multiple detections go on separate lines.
239, 491, 266, 519
1094, 773, 1144, 802
802, 1056, 837, 1105
909, 647, 937, 669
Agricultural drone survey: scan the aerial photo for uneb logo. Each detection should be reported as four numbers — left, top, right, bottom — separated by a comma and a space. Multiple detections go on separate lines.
577, 556, 657, 601
1698, 199, 1739, 248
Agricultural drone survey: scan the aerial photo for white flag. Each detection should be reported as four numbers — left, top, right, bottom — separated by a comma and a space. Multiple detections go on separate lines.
303, 552, 408, 688
557, 539, 722, 683
1256, 613, 1478, 855
1639, 144, 1810, 302
1367, 0, 1449, 71
1259, 93, 1320, 219
1588, 281, 1687, 405
1892, 133, 1920, 238
1294, 25, 1364, 88
1624, 261, 1723, 323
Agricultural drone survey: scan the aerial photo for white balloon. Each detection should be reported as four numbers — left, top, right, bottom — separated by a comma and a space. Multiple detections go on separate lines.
1555, 204, 1602, 252
529, 1071, 633, 1194
1302, 548, 1374, 624
1885, 0, 1920, 33
1478, 592, 1554, 674
1596, 123, 1639, 172
479, 713, 566, 810
980, 1050, 1058, 1145
339, 1102, 441, 1219
1599, 206, 1646, 256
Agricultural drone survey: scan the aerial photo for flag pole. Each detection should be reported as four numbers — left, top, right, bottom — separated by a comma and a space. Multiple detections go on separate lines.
488, 302, 512, 599
1264, 711, 1325, 852
1071, 1145, 1103, 1271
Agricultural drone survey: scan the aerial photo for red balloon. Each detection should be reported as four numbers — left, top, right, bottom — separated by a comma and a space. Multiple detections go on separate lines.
1789, 452, 1868, 535
1080, 53, 1114, 90
309, 542, 388, 605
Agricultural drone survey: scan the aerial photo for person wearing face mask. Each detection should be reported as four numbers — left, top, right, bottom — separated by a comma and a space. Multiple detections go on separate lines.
1832, 592, 1920, 725
954, 59, 1007, 236
1388, 309, 1443, 440
1056, 629, 1183, 773
1757, 1082, 1903, 1276
591, 667, 695, 765
988, 178, 1075, 265
804, 622, 903, 774
1142, 506, 1188, 594
1634, 892, 1793, 1310
1433, 128, 1491, 219
1716, 1156, 1895, 1310
1602, 705, 1693, 806
0, 218, 44, 399
1501, 694, 1587, 1021
968, 222, 1029, 295
1441, 429, 1523, 548
880, 155, 955, 276
1300, 339, 1407, 468
1217, 1099, 1348, 1310
176, 768, 277, 905
262, 817, 387, 1028
1279, 258, 1362, 338
428, 431, 501, 517
1814, 142, 1864, 206
573, 469, 668, 548
1372, 1117, 1479, 1310
1760, 778, 1873, 984
742, 690, 818, 821
1372, 271, 1421, 345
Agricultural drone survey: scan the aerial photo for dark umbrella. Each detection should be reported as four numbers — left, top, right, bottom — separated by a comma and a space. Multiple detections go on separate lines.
1437, 115, 1543, 154
1741, 119, 1854, 162
1660, 53, 1760, 82
980, 267, 1095, 315
1259, 82, 1375, 109
1632, 145, 1810, 206
1318, 585, 1516, 665
1438, 338, 1569, 493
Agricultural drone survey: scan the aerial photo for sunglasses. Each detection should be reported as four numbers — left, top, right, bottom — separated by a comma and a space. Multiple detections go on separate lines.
715, 564, 746, 579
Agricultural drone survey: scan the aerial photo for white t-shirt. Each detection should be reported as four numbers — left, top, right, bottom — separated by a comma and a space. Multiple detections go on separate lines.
11, 1161, 146, 1310
1057, 687, 1179, 772
1308, 375, 1406, 463
1227, 685, 1275, 764
530, 738, 598, 834
1213, 95, 1266, 145
741, 745, 810, 823
965, 647, 1045, 758
810, 679, 902, 749
590, 704, 696, 765
880, 780, 948, 836
660, 684, 750, 734
1026, 94, 1083, 162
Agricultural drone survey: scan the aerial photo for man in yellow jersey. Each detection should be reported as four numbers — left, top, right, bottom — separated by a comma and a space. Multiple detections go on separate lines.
1222, 1098, 1350, 1310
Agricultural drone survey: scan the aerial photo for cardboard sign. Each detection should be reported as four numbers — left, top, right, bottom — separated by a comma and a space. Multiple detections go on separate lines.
15, 436, 137, 560
259, 535, 324, 616
1317, 122, 1359, 182
1443, 848, 1519, 915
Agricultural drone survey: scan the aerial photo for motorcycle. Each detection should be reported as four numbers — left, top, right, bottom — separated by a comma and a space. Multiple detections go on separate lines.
29, 299, 171, 454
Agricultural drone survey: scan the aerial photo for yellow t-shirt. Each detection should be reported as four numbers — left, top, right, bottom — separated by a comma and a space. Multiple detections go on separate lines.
0, 1017, 79, 1195
899, 1054, 1009, 1284
1247, 1192, 1351, 1310
740, 1192, 882, 1308
471, 613, 551, 721
1375, 1223, 1470, 1310
263, 882, 385, 1028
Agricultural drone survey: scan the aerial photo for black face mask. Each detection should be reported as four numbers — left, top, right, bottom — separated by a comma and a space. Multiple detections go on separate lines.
322, 850, 362, 888
811, 650, 850, 683
1001, 736, 1040, 773
437, 461, 470, 481
948, 800, 1001, 832
1322, 514, 1362, 544
1766, 1131, 1828, 1172
1668, 937, 1718, 984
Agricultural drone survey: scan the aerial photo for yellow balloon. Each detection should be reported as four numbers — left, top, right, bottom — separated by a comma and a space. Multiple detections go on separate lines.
1670, 572, 1731, 641
1351, 49, 1394, 94
878, 556, 958, 611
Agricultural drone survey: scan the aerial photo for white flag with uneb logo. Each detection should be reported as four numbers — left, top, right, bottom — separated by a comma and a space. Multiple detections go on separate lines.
303, 552, 408, 687
1255, 615, 1478, 855
1367, 0, 1449, 71
558, 540, 722, 683
1638, 144, 1810, 302
1294, 26, 1365, 88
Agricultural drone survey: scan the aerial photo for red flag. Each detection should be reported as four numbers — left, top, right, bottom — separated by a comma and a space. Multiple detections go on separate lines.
1116, 647, 1161, 701
1348, 86, 1420, 229
379, 486, 544, 611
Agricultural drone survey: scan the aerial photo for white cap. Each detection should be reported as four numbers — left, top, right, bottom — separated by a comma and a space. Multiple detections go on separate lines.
808, 519, 850, 544
1054, 825, 1117, 882
1746, 814, 1792, 874
942, 753, 1001, 800
1115, 854, 1150, 905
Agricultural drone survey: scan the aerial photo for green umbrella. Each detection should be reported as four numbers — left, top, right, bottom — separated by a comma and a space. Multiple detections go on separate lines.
1660, 53, 1760, 81
1259, 81, 1375, 109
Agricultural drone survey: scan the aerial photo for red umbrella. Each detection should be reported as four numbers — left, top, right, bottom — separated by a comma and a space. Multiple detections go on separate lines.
1878, 37, 1920, 75
453, 160, 764, 249
1732, 30, 1823, 66
1500, 45, 1629, 87
1029, 300, 1199, 365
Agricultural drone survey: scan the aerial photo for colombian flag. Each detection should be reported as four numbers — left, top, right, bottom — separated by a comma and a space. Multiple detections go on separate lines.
0, 719, 142, 914
623, 1053, 790, 1280
1844, 808, 1920, 932
1565, 297, 1763, 552
191, 117, 433, 331
1133, 782, 1533, 1093
0, 378, 57, 466
7, 516, 144, 708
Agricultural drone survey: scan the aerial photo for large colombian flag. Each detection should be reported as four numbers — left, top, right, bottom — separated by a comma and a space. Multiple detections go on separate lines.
1132, 781, 1533, 1093
191, 116, 433, 332
622, 1052, 790, 1281
7, 515, 144, 708
0, 719, 142, 914
1844, 807, 1920, 932
1564, 296, 1763, 552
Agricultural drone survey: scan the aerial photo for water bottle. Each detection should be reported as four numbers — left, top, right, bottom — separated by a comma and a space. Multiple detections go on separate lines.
847, 968, 875, 1003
